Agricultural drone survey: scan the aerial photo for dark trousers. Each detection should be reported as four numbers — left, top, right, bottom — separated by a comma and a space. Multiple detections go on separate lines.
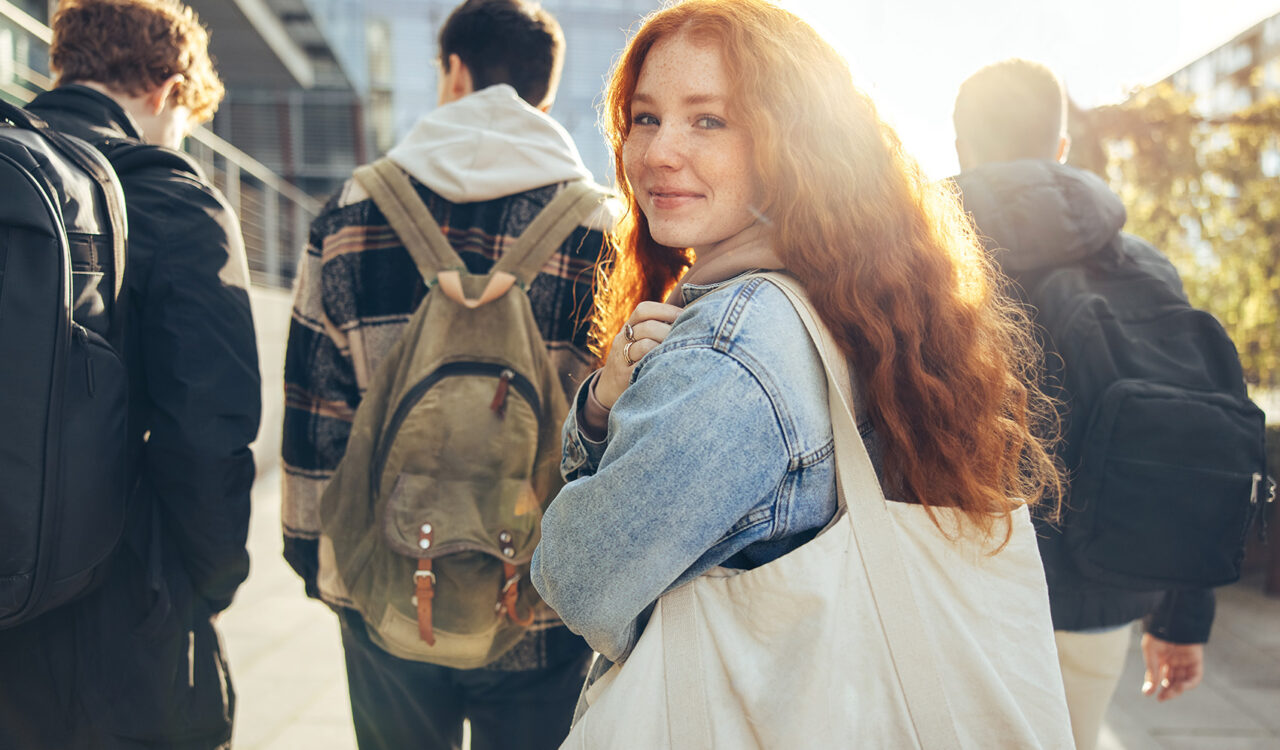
339, 612, 591, 750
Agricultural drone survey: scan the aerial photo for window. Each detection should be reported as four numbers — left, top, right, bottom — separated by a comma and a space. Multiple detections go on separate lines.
1191, 59, 1215, 96
1262, 145, 1280, 178
1264, 16, 1280, 47
1217, 43, 1253, 75
1266, 58, 1280, 90
0, 28, 13, 86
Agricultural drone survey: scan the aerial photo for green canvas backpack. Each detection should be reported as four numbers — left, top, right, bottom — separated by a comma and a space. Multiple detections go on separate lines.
317, 159, 607, 668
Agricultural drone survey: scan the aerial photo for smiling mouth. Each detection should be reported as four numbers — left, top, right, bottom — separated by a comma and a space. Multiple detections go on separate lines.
648, 190, 702, 208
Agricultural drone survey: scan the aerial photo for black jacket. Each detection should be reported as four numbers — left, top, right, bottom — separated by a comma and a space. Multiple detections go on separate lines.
954, 159, 1214, 643
0, 86, 261, 749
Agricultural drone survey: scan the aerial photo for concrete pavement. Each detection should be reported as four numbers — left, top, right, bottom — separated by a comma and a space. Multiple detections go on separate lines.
222, 287, 355, 750
220, 467, 356, 750
229, 287, 1280, 749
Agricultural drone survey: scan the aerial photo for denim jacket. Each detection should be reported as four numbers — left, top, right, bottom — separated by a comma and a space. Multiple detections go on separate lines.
531, 274, 864, 663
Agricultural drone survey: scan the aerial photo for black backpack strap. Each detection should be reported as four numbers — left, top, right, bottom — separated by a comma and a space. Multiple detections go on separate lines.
492, 181, 608, 288
2, 99, 128, 306
352, 158, 465, 285
103, 140, 202, 181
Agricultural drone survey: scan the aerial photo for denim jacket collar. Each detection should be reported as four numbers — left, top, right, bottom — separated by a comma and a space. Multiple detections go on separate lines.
678, 268, 775, 306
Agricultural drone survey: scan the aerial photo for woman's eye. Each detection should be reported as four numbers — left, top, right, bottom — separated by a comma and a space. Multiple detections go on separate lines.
696, 116, 726, 129
633, 113, 659, 126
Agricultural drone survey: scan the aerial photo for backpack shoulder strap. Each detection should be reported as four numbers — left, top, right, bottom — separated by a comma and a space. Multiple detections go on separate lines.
103, 141, 201, 181
3, 100, 128, 306
352, 158, 463, 285
493, 181, 608, 287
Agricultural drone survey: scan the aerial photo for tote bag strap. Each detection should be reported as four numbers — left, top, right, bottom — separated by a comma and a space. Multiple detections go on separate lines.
662, 584, 713, 748
758, 272, 960, 748
659, 273, 960, 748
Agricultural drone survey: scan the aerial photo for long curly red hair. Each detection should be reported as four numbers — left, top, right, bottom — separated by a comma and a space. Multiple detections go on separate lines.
595, 0, 1060, 536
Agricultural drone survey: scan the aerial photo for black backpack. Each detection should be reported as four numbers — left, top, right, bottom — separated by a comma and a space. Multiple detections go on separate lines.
1020, 236, 1273, 591
0, 99, 131, 628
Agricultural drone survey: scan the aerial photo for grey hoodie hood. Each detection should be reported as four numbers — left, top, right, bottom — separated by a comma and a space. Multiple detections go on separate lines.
952, 160, 1126, 274
386, 84, 594, 203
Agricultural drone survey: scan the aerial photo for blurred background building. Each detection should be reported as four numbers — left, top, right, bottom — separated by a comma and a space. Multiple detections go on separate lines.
1162, 9, 1280, 180
1166, 10, 1280, 120
191, 0, 380, 208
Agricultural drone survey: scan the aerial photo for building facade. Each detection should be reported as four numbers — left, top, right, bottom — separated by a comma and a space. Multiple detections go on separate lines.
188, 0, 378, 209
1168, 12, 1280, 117
1165, 11, 1280, 175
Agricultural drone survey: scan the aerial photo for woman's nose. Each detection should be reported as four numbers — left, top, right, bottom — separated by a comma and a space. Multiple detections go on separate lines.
643, 126, 683, 170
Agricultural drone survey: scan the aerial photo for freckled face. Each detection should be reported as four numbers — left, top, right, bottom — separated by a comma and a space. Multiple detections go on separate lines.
622, 34, 759, 253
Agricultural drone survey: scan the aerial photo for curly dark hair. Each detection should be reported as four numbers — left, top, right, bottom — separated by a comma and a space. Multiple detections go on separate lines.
50, 0, 224, 123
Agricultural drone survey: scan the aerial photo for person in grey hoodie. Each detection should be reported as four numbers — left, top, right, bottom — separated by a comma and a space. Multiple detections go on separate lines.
280, 2, 615, 748
951, 58, 1211, 750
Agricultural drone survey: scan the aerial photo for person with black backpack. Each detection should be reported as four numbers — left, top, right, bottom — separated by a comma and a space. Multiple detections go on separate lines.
0, 1, 260, 748
952, 59, 1271, 750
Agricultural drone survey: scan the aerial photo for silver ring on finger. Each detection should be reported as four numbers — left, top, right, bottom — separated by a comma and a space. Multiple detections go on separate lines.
623, 322, 636, 343
623, 340, 639, 367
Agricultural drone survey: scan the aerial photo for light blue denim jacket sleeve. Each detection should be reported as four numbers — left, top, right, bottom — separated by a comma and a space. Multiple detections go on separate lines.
531, 277, 840, 663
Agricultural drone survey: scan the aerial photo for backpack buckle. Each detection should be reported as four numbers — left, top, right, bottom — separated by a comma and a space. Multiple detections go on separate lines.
501, 572, 520, 595
498, 562, 534, 626
414, 537, 437, 645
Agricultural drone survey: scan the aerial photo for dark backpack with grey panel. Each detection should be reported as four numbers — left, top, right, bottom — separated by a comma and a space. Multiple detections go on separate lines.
1018, 237, 1273, 591
0, 99, 130, 628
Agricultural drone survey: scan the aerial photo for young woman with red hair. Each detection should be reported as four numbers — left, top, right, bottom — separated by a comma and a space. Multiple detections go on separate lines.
531, 0, 1070, 744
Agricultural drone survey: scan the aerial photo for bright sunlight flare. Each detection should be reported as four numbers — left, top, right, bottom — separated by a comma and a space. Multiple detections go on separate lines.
782, 0, 1280, 178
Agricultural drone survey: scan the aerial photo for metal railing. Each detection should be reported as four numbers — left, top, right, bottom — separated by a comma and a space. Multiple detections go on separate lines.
1, 0, 318, 288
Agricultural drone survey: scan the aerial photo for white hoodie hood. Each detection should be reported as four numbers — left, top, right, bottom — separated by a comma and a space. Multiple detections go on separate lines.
386, 84, 595, 204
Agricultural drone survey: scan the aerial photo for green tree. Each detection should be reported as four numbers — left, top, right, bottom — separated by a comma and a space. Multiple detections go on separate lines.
1069, 84, 1280, 389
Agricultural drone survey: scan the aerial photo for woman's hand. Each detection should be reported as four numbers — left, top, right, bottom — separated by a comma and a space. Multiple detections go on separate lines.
596, 301, 683, 409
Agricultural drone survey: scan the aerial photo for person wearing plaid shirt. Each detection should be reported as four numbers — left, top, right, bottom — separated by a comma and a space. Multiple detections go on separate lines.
280, 2, 616, 747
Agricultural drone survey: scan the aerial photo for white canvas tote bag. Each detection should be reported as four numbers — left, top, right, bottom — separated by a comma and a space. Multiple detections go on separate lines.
561, 273, 1074, 749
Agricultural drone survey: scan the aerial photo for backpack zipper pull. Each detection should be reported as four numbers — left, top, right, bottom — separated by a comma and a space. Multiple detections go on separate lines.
72, 323, 95, 396
1256, 473, 1276, 543
490, 369, 513, 417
